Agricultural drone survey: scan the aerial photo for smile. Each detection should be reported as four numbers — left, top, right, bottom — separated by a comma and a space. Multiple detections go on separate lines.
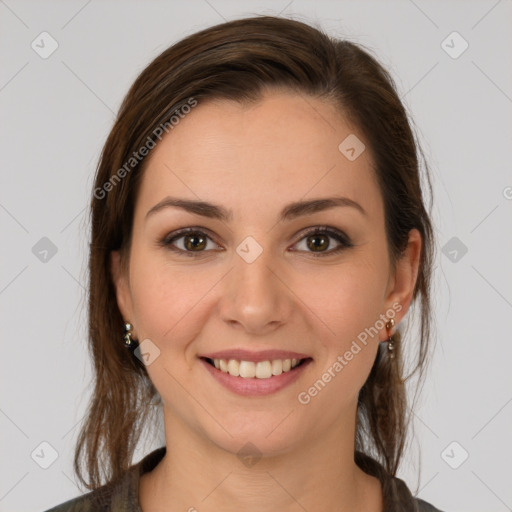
206, 357, 305, 379
199, 352, 313, 396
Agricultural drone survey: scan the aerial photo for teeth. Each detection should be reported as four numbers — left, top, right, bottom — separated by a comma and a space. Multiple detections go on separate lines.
228, 359, 240, 377
255, 361, 272, 379
271, 359, 282, 376
239, 360, 255, 378
211, 358, 302, 379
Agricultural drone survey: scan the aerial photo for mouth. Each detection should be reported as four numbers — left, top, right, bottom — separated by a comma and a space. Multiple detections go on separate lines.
199, 354, 313, 396
201, 356, 312, 379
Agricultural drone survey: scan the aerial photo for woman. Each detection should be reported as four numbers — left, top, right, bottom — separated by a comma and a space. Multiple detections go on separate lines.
46, 15, 443, 512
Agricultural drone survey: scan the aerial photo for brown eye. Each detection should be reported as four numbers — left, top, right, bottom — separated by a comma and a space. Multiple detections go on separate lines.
306, 233, 330, 252
161, 229, 220, 257
183, 233, 207, 251
292, 227, 353, 257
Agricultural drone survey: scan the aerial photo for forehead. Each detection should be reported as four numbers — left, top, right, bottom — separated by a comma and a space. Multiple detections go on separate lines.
135, 91, 382, 221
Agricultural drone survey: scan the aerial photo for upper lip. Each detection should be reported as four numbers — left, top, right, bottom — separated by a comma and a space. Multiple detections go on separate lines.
199, 349, 312, 363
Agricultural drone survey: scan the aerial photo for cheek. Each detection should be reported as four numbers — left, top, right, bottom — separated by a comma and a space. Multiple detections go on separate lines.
293, 257, 387, 341
129, 252, 219, 346
294, 270, 384, 408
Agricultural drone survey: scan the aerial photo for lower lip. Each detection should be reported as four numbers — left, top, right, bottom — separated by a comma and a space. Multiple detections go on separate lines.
200, 358, 312, 397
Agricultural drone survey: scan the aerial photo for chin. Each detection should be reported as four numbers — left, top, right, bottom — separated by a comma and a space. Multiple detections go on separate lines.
196, 408, 310, 460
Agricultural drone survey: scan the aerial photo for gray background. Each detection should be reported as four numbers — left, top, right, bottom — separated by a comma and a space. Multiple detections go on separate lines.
1, 1, 511, 511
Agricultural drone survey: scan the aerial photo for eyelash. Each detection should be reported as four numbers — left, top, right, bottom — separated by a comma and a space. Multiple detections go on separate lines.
159, 226, 353, 258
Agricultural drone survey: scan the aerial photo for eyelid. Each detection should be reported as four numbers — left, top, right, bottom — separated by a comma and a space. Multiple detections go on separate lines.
289, 225, 352, 256
160, 225, 352, 257
293, 225, 350, 244
160, 227, 223, 255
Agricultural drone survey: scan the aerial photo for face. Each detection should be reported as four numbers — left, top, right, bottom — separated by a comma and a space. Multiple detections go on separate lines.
111, 90, 421, 457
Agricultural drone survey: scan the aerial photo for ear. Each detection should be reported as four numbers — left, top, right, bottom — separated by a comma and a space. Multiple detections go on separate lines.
382, 228, 422, 338
110, 250, 135, 328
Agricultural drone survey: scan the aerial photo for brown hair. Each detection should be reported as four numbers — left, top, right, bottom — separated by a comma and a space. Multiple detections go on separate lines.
76, 14, 435, 493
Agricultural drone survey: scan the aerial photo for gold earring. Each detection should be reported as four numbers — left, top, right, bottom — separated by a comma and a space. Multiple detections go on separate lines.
124, 322, 134, 348
386, 319, 395, 359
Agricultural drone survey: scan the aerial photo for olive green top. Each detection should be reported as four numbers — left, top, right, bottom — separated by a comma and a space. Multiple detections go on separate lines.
44, 447, 444, 512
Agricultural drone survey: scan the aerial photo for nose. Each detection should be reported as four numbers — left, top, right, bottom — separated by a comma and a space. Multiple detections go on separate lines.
218, 243, 293, 336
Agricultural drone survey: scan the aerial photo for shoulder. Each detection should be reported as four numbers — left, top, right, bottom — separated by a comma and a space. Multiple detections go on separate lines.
43, 447, 166, 512
386, 472, 445, 512
43, 486, 115, 512
415, 497, 446, 512
42, 475, 136, 512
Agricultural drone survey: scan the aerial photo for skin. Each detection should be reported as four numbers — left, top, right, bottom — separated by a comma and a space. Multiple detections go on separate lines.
111, 89, 421, 512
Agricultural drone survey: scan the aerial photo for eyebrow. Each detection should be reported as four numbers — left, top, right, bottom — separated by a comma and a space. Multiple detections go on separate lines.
145, 196, 367, 223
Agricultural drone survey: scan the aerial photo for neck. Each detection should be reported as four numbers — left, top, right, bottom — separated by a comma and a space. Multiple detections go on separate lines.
140, 405, 383, 512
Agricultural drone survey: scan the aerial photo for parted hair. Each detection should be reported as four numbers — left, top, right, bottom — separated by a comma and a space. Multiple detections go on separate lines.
76, 14, 436, 492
